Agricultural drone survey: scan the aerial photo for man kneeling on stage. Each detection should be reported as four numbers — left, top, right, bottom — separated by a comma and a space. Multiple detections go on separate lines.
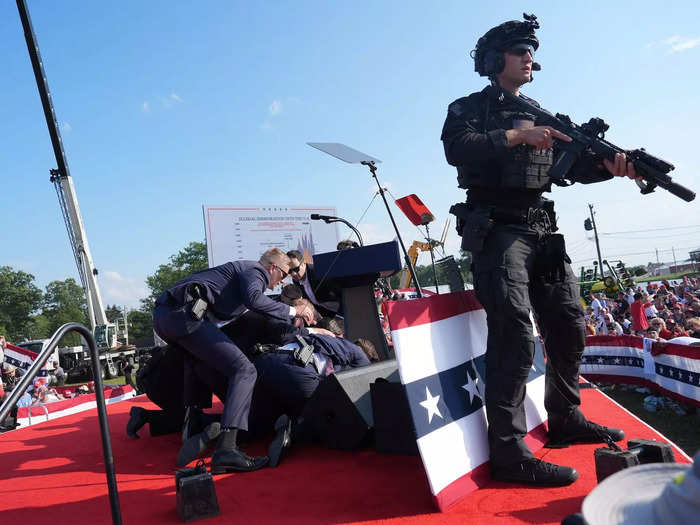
152, 247, 313, 474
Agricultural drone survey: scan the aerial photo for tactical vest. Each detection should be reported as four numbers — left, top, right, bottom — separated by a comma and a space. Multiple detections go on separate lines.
457, 101, 553, 192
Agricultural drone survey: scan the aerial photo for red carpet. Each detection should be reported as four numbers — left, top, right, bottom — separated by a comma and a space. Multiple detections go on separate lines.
0, 386, 690, 525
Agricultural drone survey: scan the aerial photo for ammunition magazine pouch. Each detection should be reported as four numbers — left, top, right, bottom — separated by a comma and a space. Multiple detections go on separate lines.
449, 203, 494, 253
534, 233, 571, 283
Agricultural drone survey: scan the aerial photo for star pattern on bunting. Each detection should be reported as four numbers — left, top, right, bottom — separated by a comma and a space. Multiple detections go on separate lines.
462, 373, 482, 405
419, 386, 443, 424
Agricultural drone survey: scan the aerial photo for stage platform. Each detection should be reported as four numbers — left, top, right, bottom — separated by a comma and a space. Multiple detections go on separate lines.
0, 386, 690, 525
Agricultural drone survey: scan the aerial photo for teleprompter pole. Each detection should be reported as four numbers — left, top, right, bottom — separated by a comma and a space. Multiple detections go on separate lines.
361, 161, 423, 297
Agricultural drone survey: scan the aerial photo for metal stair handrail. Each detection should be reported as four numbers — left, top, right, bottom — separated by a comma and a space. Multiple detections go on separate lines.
0, 323, 122, 524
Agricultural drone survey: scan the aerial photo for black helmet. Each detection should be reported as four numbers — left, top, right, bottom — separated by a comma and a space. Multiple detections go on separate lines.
472, 13, 540, 77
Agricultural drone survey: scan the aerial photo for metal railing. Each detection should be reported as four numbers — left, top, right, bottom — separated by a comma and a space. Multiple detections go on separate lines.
0, 323, 123, 525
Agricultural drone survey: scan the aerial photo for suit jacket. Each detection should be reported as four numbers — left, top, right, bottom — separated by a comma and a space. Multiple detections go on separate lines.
309, 335, 370, 371
294, 263, 342, 317
169, 261, 291, 322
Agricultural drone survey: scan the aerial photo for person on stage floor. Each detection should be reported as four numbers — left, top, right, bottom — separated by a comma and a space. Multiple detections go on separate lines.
152, 247, 314, 474
442, 14, 634, 486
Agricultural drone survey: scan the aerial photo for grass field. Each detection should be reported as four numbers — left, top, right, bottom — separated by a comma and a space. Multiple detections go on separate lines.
599, 384, 699, 457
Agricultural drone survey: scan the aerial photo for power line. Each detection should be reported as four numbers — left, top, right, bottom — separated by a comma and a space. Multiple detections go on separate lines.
600, 224, 700, 235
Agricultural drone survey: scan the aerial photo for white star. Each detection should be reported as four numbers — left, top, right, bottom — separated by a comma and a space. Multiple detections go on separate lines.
614, 358, 621, 364
419, 386, 443, 424
462, 373, 482, 405
597, 357, 605, 364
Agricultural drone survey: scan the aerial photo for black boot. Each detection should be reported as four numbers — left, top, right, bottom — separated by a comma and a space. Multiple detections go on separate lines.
126, 407, 149, 439
547, 413, 625, 448
210, 428, 269, 474
491, 458, 579, 486
177, 422, 221, 467
268, 415, 292, 468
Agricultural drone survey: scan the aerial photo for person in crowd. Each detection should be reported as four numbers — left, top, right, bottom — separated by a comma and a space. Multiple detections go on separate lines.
630, 293, 650, 335
649, 318, 673, 340
646, 329, 660, 341
51, 360, 66, 386
604, 313, 623, 336
119, 353, 136, 391
671, 303, 686, 326
152, 248, 315, 474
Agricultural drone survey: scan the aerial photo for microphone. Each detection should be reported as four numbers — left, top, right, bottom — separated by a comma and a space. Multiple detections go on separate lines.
532, 62, 541, 71
310, 214, 337, 222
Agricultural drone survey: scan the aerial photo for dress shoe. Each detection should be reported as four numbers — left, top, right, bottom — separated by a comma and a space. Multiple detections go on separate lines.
547, 418, 625, 448
210, 448, 269, 474
268, 415, 292, 468
126, 406, 148, 439
177, 422, 221, 467
491, 458, 579, 486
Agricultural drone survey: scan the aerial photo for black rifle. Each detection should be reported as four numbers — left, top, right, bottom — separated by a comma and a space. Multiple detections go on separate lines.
496, 87, 695, 202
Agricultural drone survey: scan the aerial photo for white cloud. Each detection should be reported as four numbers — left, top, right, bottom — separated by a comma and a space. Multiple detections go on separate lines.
141, 101, 150, 113
170, 92, 183, 103
268, 99, 283, 116
61, 121, 72, 132
647, 35, 700, 53
99, 270, 147, 309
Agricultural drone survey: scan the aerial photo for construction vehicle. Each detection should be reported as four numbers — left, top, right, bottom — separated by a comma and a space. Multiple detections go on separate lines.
19, 3, 135, 380
397, 220, 450, 289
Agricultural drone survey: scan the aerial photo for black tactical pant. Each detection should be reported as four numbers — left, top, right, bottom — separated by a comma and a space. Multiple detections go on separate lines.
471, 223, 585, 467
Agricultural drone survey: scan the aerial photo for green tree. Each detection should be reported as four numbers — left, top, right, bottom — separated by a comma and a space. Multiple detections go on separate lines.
105, 304, 124, 323
141, 241, 208, 311
0, 266, 43, 341
42, 278, 89, 346
127, 309, 153, 343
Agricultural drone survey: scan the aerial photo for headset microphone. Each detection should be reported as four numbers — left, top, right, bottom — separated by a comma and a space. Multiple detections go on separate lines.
532, 62, 541, 71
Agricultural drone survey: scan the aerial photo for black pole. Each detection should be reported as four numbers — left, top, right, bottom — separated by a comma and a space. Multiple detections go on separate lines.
327, 218, 364, 246
16, 0, 72, 180
362, 161, 423, 297
425, 223, 440, 295
588, 204, 604, 277
0, 323, 122, 525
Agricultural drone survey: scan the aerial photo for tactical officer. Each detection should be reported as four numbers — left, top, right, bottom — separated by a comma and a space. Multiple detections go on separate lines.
442, 14, 635, 486
153, 247, 314, 473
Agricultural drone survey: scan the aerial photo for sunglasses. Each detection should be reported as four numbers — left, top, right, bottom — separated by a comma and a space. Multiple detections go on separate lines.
274, 265, 288, 279
288, 264, 302, 274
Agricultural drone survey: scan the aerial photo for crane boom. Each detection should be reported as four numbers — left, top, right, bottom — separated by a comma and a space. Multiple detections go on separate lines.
18, 0, 107, 330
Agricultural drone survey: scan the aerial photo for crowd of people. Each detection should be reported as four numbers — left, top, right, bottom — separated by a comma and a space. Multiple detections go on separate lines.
584, 275, 700, 341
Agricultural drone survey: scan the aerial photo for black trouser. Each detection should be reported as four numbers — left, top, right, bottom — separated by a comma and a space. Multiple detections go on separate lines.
153, 303, 257, 430
472, 222, 585, 467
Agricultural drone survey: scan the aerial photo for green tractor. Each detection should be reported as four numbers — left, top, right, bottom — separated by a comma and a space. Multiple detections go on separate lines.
579, 260, 635, 304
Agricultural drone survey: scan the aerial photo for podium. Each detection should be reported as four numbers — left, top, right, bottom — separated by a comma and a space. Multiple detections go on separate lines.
312, 241, 401, 360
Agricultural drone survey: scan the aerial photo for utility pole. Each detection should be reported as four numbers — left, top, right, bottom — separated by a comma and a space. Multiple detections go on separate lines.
672, 246, 677, 271
655, 248, 659, 265
588, 204, 604, 277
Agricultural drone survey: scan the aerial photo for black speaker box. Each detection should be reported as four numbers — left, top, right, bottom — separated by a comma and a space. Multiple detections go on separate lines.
302, 359, 400, 450
370, 379, 418, 455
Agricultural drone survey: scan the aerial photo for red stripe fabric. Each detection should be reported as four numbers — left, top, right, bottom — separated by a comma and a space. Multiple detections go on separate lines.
585, 335, 644, 348
386, 290, 483, 330
651, 341, 700, 359
6, 343, 39, 358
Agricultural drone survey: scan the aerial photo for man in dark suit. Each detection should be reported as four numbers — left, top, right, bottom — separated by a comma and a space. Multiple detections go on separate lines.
287, 250, 342, 317
153, 248, 314, 474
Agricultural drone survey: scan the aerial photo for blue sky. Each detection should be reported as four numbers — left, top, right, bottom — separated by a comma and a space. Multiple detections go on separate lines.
2, 1, 699, 308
